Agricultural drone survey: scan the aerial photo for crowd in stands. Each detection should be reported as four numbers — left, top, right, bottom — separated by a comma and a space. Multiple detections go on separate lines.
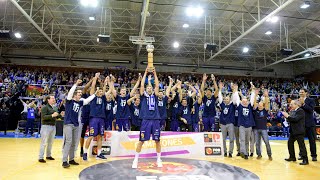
0, 65, 319, 135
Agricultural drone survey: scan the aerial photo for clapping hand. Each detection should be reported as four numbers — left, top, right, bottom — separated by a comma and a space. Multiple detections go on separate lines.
52, 112, 59, 118
281, 111, 289, 118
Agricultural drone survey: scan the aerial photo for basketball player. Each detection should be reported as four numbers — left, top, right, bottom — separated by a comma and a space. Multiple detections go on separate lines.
105, 93, 115, 131
169, 81, 182, 131
201, 74, 219, 132
178, 83, 197, 132
80, 78, 94, 157
128, 94, 141, 131
158, 77, 173, 130
132, 67, 162, 168
218, 82, 235, 158
111, 74, 141, 131
191, 87, 202, 132
103, 76, 115, 131
82, 73, 108, 160
62, 79, 95, 168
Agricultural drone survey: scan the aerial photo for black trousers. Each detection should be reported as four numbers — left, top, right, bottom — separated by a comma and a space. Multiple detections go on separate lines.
0, 119, 8, 135
288, 134, 308, 159
306, 127, 317, 158
165, 119, 171, 131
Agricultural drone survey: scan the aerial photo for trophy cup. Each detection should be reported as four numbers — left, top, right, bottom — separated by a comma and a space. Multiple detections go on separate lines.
146, 44, 154, 72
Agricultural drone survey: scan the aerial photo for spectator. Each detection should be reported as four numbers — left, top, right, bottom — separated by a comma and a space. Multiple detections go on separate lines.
0, 103, 10, 135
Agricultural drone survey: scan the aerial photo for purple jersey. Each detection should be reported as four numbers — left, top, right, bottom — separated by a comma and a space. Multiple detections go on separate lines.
115, 95, 131, 119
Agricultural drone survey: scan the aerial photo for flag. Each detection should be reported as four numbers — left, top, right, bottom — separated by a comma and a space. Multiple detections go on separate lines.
27, 85, 44, 96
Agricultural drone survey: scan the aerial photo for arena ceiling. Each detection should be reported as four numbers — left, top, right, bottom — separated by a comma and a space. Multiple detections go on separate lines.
0, 0, 319, 73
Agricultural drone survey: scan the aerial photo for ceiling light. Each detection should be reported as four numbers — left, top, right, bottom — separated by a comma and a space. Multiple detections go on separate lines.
265, 31, 272, 35
242, 47, 249, 53
14, 32, 22, 38
182, 23, 189, 28
300, 2, 310, 9
186, 6, 204, 17
194, 7, 204, 17
91, 0, 98, 7
304, 53, 311, 57
80, 0, 89, 6
266, 16, 279, 23
80, 0, 98, 7
89, 16, 95, 20
173, 42, 180, 48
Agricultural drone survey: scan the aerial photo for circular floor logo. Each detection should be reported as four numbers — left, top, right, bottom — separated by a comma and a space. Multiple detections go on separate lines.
79, 158, 260, 180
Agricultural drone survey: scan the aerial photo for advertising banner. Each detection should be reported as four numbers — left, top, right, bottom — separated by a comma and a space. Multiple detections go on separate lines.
89, 131, 223, 158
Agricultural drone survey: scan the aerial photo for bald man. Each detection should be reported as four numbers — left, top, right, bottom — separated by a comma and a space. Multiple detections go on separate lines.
282, 100, 308, 165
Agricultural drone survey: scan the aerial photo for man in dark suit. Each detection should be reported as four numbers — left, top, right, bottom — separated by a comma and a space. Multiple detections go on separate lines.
299, 88, 317, 161
282, 100, 309, 165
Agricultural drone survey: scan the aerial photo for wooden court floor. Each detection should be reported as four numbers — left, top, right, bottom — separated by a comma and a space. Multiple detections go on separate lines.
0, 138, 319, 180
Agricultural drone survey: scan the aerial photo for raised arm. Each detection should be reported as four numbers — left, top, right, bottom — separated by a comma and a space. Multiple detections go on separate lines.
67, 79, 82, 100
83, 78, 94, 94
110, 75, 117, 98
264, 90, 270, 111
249, 82, 256, 106
218, 82, 224, 104
166, 77, 173, 97
197, 90, 202, 104
130, 74, 142, 97
177, 81, 183, 102
102, 76, 109, 95
105, 77, 112, 97
211, 74, 219, 98
20, 98, 26, 105
140, 68, 148, 96
171, 82, 178, 93
253, 91, 259, 110
201, 73, 207, 98
154, 68, 159, 96
127, 96, 136, 106
90, 73, 99, 95
232, 84, 240, 106
188, 83, 197, 97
